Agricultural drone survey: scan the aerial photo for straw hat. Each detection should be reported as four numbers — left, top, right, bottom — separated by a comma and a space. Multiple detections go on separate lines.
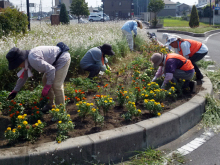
151, 53, 163, 68
135, 20, 143, 29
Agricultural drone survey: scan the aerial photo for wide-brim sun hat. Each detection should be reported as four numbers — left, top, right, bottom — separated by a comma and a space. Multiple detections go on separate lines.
164, 37, 177, 46
6, 47, 29, 70
101, 43, 115, 56
151, 53, 163, 68
135, 20, 143, 29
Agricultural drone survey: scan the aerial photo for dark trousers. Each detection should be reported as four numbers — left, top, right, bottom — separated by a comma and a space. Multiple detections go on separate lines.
84, 64, 101, 79
189, 51, 208, 80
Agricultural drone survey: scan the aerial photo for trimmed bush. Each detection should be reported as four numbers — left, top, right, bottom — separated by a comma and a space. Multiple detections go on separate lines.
0, 7, 28, 38
59, 3, 69, 24
189, 5, 199, 28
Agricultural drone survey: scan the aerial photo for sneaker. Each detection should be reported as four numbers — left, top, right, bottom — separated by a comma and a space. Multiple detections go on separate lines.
189, 81, 197, 93
41, 104, 52, 113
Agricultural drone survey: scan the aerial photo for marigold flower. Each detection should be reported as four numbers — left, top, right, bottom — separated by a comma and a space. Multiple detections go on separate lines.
32, 124, 36, 128
26, 125, 30, 129
35, 123, 39, 127
52, 105, 56, 108
82, 97, 86, 100
92, 108, 96, 112
12, 129, 16, 133
104, 100, 108, 103
17, 125, 21, 129
55, 109, 59, 112
109, 100, 112, 103
57, 141, 61, 143
77, 110, 80, 113
75, 90, 78, 93
19, 103, 22, 106
145, 94, 148, 97
76, 104, 79, 106
7, 127, 11, 131
18, 115, 23, 119
90, 103, 94, 106
86, 103, 90, 106
36, 111, 40, 114
39, 98, 43, 101
58, 121, 62, 124
31, 113, 34, 116
24, 114, 27, 117
126, 96, 129, 99
138, 109, 141, 113
67, 114, 70, 117
38, 120, 42, 124
9, 113, 14, 118
157, 112, 161, 116
68, 121, 72, 123
23, 121, 28, 125
34, 101, 37, 104
77, 98, 80, 101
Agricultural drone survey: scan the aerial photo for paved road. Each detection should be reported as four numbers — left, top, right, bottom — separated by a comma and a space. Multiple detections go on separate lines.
148, 28, 220, 164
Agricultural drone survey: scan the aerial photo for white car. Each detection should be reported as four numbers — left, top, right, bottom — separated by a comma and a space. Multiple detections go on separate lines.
88, 15, 104, 22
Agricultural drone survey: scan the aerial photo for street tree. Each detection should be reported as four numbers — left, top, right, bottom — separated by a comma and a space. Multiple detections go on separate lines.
189, 5, 199, 28
70, 0, 90, 23
148, 0, 165, 27
59, 3, 69, 24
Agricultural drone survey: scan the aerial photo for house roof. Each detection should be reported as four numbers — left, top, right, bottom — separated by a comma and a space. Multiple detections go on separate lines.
176, 3, 191, 7
163, 0, 176, 5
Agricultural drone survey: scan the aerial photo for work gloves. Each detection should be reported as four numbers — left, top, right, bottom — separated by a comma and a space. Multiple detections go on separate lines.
105, 69, 111, 75
42, 84, 52, 97
7, 90, 17, 100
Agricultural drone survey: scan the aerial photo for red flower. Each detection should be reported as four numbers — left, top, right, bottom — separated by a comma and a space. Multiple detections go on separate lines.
68, 98, 70, 100
19, 103, 22, 106
81, 92, 85, 94
36, 111, 39, 114
34, 102, 37, 104
97, 86, 100, 88
75, 90, 78, 93
46, 97, 50, 100
32, 107, 34, 110
82, 97, 86, 100
16, 111, 19, 115
31, 113, 34, 116
39, 98, 43, 101
78, 90, 81, 92
9, 109, 11, 112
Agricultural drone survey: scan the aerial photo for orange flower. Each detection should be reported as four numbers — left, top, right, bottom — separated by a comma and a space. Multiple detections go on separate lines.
81, 92, 85, 94
36, 107, 39, 110
96, 95, 101, 97
97, 86, 100, 88
77, 98, 80, 101
132, 80, 135, 83
75, 90, 78, 93
142, 79, 145, 82
13, 102, 16, 105
68, 98, 70, 100
19, 103, 22, 106
136, 77, 138, 79
65, 96, 67, 98
36, 111, 40, 114
16, 111, 19, 115
9, 113, 14, 118
34, 106, 37, 108
82, 97, 86, 100
65, 98, 67, 101
78, 89, 81, 92
75, 96, 78, 99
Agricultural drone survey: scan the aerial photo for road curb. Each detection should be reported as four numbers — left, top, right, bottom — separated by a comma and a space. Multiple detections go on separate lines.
0, 77, 213, 165
157, 29, 220, 37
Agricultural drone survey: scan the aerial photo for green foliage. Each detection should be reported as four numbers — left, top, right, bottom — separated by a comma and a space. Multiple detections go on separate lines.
70, 0, 89, 22
59, 3, 69, 24
189, 5, 200, 28
148, 0, 165, 27
0, 7, 28, 38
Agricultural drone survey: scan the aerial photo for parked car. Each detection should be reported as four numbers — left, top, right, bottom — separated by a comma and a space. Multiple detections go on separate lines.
90, 12, 110, 21
78, 18, 88, 23
88, 15, 104, 22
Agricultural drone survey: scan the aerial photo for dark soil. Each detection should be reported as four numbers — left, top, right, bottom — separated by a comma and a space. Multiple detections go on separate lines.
0, 84, 203, 149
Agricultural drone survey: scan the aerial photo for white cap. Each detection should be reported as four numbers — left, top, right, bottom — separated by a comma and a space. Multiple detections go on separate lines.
164, 37, 177, 46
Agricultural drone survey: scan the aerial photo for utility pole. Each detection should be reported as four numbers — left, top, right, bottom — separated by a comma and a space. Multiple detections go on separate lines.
26, 0, 30, 30
21, 0, 22, 11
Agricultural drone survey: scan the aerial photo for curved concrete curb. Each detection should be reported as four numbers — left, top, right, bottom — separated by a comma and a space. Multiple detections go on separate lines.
157, 29, 220, 37
0, 76, 213, 165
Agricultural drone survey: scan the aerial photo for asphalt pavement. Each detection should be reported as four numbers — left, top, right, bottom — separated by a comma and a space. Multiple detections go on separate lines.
149, 28, 220, 165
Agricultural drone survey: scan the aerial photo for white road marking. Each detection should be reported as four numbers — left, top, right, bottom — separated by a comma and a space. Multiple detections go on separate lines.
204, 32, 220, 42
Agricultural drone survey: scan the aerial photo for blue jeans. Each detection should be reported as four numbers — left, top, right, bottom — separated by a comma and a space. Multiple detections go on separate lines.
84, 64, 101, 79
189, 52, 208, 80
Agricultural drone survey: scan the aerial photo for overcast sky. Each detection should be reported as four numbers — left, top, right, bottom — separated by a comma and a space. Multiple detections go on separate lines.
9, 0, 199, 12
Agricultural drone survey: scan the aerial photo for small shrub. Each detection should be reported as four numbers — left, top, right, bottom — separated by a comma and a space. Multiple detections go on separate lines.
189, 5, 199, 28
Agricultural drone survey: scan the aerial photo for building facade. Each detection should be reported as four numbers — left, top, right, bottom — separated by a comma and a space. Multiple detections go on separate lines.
158, 0, 176, 17
54, 0, 72, 14
176, 3, 192, 16
103, 0, 133, 20
0, 0, 10, 9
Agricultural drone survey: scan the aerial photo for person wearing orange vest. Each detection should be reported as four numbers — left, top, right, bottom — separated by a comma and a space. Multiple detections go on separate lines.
151, 53, 196, 92
80, 44, 115, 79
165, 37, 208, 84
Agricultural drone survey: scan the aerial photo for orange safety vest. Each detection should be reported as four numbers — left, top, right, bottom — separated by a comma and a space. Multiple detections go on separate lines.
178, 39, 202, 57
166, 53, 194, 71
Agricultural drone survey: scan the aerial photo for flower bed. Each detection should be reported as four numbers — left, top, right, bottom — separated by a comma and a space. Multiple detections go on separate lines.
0, 41, 203, 147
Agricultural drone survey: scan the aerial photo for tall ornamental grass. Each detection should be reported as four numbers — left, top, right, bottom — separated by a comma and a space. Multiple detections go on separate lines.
0, 21, 148, 90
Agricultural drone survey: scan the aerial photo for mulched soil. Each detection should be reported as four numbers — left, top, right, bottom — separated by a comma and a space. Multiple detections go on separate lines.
0, 84, 203, 149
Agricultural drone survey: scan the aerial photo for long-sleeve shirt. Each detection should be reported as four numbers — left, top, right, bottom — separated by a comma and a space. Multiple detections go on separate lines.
80, 47, 108, 71
121, 21, 138, 35
177, 41, 208, 58
14, 46, 70, 92
154, 57, 194, 87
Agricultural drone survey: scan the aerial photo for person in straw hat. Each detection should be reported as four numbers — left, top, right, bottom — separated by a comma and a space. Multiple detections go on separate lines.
121, 20, 143, 52
6, 42, 71, 112
151, 52, 196, 92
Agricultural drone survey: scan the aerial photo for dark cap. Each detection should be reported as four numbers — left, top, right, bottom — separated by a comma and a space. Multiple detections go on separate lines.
100, 43, 115, 56
6, 47, 29, 70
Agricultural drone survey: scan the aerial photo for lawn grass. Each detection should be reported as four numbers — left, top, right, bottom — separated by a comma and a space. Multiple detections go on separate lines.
163, 18, 220, 33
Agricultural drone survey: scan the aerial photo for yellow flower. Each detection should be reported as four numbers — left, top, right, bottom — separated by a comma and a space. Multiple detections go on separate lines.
7, 127, 11, 131
154, 94, 156, 96
76, 103, 79, 106
60, 103, 63, 106
92, 108, 96, 112
17, 125, 21, 129
12, 129, 16, 133
77, 110, 80, 113
174, 83, 176, 85
51, 108, 55, 111
128, 101, 131, 104
58, 121, 62, 124
142, 94, 144, 96
55, 108, 59, 112
138, 109, 141, 113
171, 87, 175, 90
104, 100, 108, 103
57, 141, 61, 143
157, 112, 161, 116
18, 115, 23, 119
68, 121, 72, 123
144, 99, 148, 103
150, 99, 155, 102
124, 91, 128, 94
38, 120, 42, 124
52, 105, 56, 108
23, 121, 28, 125
150, 90, 153, 93
24, 114, 27, 117
35, 123, 39, 127
86, 103, 90, 106
79, 101, 82, 104
67, 114, 70, 117
126, 96, 129, 99
147, 84, 151, 86
169, 92, 171, 95
132, 102, 135, 105
145, 94, 148, 97
90, 103, 94, 106
133, 105, 136, 108
183, 79, 185, 82
109, 98, 113, 100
